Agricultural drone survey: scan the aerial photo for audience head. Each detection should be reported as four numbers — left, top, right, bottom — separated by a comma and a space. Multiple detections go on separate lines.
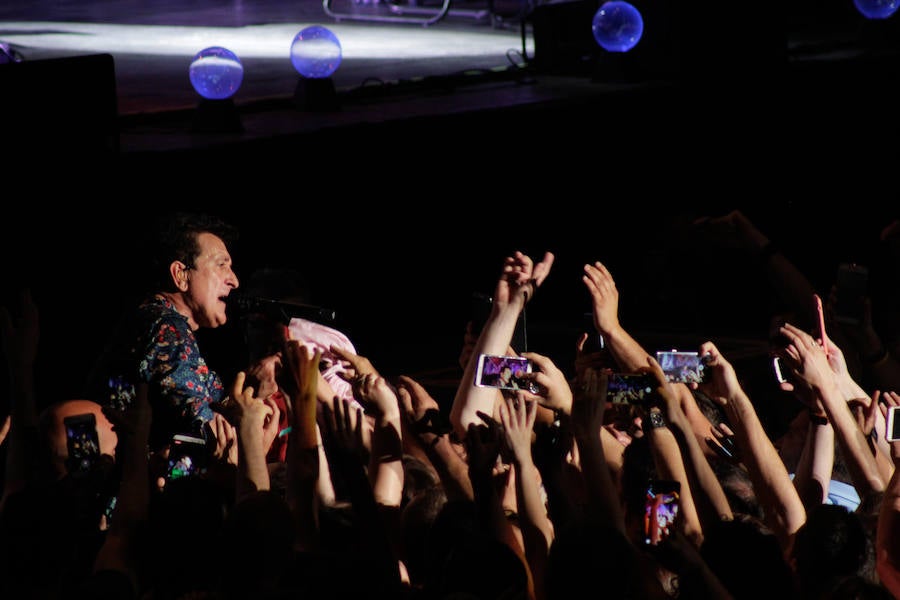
700, 515, 795, 599
791, 504, 870, 599
39, 399, 117, 480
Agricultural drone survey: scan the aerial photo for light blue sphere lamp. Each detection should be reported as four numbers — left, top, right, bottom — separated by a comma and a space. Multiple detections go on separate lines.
591, 0, 644, 81
291, 25, 342, 112
189, 46, 244, 133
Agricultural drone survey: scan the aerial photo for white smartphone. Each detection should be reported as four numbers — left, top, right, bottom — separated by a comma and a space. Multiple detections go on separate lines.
474, 353, 532, 391
773, 356, 789, 384
886, 406, 900, 442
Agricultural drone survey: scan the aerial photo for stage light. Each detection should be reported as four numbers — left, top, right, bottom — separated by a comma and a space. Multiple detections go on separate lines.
189, 46, 244, 100
290, 25, 342, 78
853, 0, 899, 19
592, 1, 643, 53
189, 46, 244, 133
0, 42, 24, 64
290, 25, 341, 111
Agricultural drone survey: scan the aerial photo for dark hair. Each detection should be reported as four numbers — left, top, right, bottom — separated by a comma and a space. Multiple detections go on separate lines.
700, 515, 795, 600
147, 212, 238, 292
792, 504, 871, 599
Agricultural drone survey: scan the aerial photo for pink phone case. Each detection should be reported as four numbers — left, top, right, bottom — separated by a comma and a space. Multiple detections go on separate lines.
814, 294, 828, 355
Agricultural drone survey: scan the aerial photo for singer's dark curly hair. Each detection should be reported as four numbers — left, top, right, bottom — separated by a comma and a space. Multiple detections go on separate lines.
144, 211, 239, 293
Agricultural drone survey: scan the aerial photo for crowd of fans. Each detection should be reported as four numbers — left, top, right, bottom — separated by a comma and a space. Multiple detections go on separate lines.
2, 209, 900, 599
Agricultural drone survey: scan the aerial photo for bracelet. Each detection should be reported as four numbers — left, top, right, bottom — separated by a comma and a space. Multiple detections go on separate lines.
758, 241, 779, 263
864, 347, 890, 368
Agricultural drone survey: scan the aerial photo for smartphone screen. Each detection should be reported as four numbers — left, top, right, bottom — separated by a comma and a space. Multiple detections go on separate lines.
606, 373, 655, 405
166, 434, 208, 481
474, 354, 532, 391
655, 350, 710, 384
64, 413, 101, 474
644, 479, 680, 546
886, 407, 900, 442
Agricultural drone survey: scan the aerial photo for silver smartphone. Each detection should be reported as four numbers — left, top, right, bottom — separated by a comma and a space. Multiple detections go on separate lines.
474, 353, 532, 391
655, 350, 710, 384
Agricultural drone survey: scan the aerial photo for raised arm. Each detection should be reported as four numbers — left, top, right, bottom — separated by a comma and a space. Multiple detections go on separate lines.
583, 261, 652, 373
698, 340, 806, 551
876, 392, 900, 597
779, 323, 886, 505
646, 357, 734, 540
498, 393, 554, 600
396, 375, 473, 502
282, 340, 323, 551
450, 250, 554, 441
227, 370, 279, 501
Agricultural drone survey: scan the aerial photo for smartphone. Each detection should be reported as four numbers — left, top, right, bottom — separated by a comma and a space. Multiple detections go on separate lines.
886, 406, 900, 442
474, 353, 533, 391
644, 479, 681, 546
655, 350, 710, 384
814, 294, 828, 354
581, 312, 606, 354
166, 434, 208, 481
834, 262, 869, 325
773, 356, 789, 384
606, 372, 656, 405
64, 413, 101, 475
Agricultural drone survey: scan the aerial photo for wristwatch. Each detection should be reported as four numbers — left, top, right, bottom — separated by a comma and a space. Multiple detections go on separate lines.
648, 410, 666, 429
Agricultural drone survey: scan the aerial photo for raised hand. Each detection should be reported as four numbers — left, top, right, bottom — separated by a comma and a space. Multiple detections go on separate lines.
570, 367, 608, 439
498, 394, 537, 466
283, 340, 322, 449
519, 350, 573, 417
493, 250, 555, 311
319, 395, 367, 463
583, 262, 620, 337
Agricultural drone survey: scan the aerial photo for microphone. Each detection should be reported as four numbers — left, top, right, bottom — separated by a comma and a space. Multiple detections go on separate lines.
227, 293, 337, 325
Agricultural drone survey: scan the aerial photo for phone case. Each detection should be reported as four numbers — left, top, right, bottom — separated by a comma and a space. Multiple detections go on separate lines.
814, 294, 828, 354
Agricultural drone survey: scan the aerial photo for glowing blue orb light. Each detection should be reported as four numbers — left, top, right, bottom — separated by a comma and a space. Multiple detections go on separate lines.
290, 25, 342, 79
189, 46, 244, 100
592, 1, 644, 53
853, 0, 899, 19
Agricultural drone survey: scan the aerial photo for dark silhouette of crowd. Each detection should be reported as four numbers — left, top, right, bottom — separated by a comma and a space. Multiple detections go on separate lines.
2, 209, 900, 600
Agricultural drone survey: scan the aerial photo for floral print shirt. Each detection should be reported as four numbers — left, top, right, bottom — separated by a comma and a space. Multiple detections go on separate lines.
92, 295, 224, 448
